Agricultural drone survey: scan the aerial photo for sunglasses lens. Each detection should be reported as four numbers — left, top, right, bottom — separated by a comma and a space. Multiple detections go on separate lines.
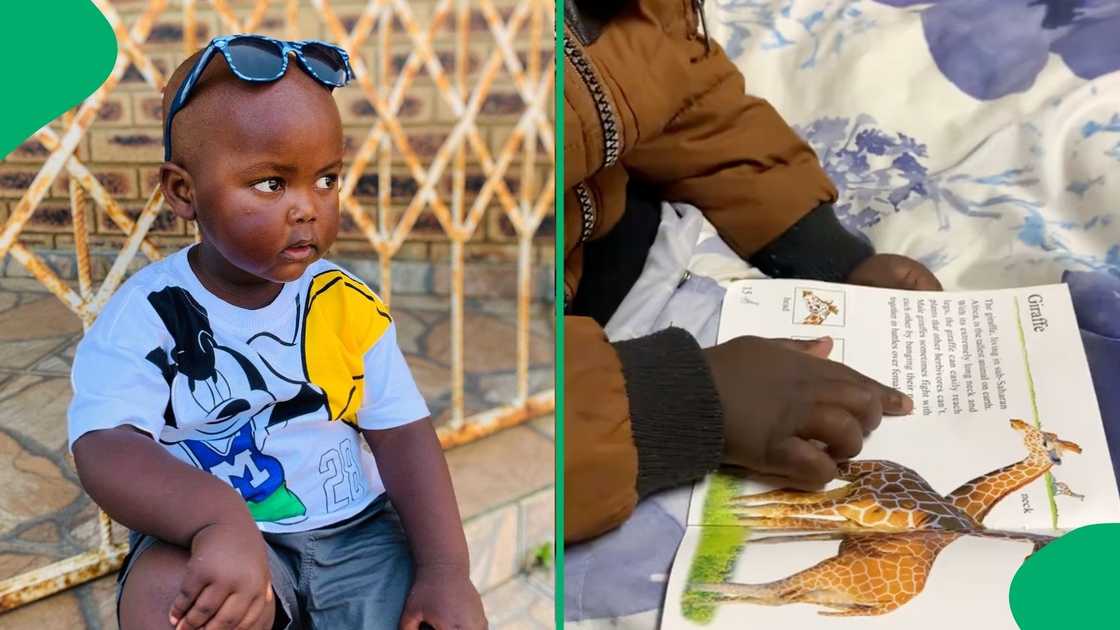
226, 37, 285, 79
301, 44, 348, 85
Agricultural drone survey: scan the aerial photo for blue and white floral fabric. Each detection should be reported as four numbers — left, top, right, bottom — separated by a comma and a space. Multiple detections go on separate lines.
708, 0, 1120, 290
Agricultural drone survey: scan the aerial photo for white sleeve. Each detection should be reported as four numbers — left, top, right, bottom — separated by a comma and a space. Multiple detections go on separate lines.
356, 322, 430, 430
67, 286, 173, 452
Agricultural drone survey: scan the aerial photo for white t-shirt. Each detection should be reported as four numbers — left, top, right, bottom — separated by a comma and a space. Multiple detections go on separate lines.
68, 247, 429, 533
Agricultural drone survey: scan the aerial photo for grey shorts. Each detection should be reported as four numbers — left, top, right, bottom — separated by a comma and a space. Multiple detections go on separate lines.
116, 495, 414, 630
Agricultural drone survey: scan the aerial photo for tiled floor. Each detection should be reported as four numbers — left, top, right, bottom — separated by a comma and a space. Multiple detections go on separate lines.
0, 277, 555, 628
483, 567, 555, 629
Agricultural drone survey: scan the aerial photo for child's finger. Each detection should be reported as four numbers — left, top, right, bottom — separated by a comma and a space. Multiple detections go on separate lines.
798, 406, 863, 461
774, 336, 833, 359
203, 591, 252, 630
908, 269, 942, 291
758, 437, 838, 489
246, 584, 273, 630
398, 604, 425, 630
894, 258, 942, 291
419, 615, 449, 630
174, 584, 229, 630
169, 568, 209, 627
234, 594, 266, 630
817, 359, 913, 415
813, 380, 885, 434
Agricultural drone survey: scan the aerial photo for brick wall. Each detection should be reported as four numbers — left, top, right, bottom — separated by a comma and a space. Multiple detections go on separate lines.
0, 0, 555, 300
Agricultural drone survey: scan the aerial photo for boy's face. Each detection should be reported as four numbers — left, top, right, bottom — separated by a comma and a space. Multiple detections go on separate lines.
164, 58, 344, 284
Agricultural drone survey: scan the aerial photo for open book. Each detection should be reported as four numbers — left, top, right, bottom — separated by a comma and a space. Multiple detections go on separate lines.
661, 280, 1120, 628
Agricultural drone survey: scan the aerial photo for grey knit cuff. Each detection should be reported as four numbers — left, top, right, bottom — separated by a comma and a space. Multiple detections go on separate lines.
748, 203, 874, 282
612, 328, 725, 498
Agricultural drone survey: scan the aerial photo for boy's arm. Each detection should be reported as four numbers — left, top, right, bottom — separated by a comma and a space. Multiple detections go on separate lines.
565, 319, 725, 543
361, 419, 468, 569
611, 6, 937, 288
74, 427, 272, 630
363, 420, 486, 630
73, 426, 251, 545
621, 39, 837, 259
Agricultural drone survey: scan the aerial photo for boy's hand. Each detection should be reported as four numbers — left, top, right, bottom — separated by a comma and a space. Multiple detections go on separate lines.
170, 521, 274, 630
399, 564, 487, 630
847, 254, 942, 291
703, 336, 913, 489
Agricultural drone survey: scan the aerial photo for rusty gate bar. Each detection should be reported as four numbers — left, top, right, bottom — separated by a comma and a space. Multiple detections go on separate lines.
0, 0, 554, 612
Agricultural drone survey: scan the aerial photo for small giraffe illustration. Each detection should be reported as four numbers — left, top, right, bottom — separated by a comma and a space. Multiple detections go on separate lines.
694, 528, 1054, 617
801, 290, 840, 325
947, 419, 1082, 522
1051, 478, 1085, 501
694, 419, 1081, 617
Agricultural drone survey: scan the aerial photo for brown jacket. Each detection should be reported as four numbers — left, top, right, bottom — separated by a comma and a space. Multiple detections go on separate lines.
563, 0, 838, 542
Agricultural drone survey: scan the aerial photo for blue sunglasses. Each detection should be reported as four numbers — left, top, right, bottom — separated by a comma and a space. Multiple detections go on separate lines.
163, 34, 355, 161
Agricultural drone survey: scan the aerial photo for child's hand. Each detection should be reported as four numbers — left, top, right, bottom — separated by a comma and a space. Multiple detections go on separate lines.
169, 521, 274, 630
847, 254, 942, 291
399, 564, 487, 630
704, 336, 912, 488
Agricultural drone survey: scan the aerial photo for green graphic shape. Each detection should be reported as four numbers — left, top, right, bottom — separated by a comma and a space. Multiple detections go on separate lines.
246, 483, 307, 523
1009, 522, 1120, 628
0, 1, 116, 157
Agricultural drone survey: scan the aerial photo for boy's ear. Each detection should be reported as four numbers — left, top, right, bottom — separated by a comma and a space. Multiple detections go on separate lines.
160, 162, 196, 221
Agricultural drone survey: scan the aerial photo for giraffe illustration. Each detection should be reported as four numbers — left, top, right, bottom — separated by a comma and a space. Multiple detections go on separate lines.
802, 290, 840, 325
730, 420, 1081, 533
947, 419, 1082, 522
696, 531, 960, 616
694, 528, 1054, 617
741, 528, 1055, 552
694, 419, 1082, 617
1051, 478, 1085, 501
730, 460, 978, 532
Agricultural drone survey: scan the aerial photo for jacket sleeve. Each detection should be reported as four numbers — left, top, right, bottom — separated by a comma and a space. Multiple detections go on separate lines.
565, 317, 724, 543
587, 0, 838, 257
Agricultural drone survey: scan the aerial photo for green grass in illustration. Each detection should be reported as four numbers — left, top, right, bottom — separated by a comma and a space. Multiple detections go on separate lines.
681, 473, 750, 624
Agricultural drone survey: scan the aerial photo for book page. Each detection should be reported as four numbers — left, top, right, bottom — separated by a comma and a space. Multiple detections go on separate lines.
663, 281, 1119, 628
699, 280, 1120, 531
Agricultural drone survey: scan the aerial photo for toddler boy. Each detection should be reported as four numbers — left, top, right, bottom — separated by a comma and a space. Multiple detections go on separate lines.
68, 36, 486, 630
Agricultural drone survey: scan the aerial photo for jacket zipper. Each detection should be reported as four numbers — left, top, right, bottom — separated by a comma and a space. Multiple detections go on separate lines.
564, 35, 622, 170
564, 32, 623, 246
572, 182, 596, 244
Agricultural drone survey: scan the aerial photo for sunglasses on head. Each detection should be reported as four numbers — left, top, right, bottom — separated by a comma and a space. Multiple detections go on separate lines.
163, 34, 355, 161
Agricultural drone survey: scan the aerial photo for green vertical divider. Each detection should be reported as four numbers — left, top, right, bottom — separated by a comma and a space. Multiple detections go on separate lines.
553, 0, 566, 625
